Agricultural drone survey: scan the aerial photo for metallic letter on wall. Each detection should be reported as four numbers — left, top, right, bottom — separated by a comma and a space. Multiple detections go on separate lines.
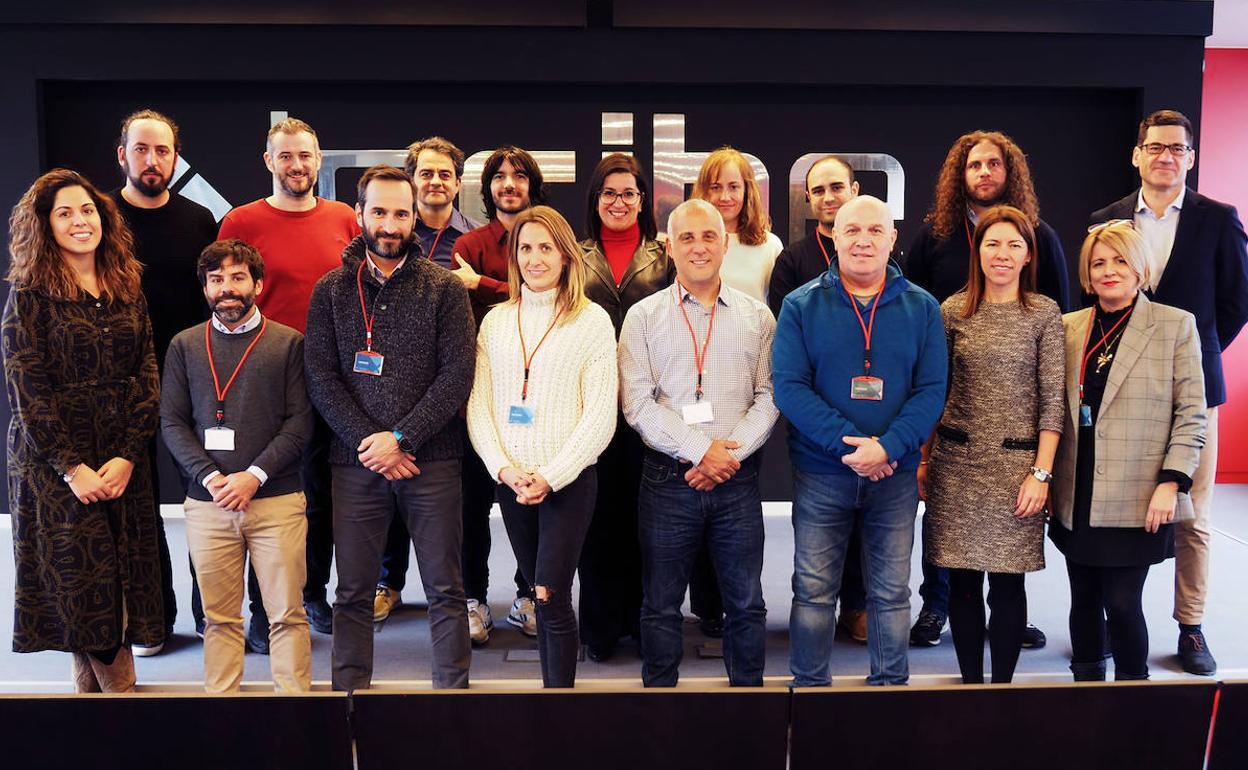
653, 113, 769, 238
787, 153, 905, 244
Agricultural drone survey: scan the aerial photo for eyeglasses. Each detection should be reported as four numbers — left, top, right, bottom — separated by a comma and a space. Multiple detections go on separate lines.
1138, 142, 1192, 158
1087, 219, 1134, 234
599, 190, 642, 206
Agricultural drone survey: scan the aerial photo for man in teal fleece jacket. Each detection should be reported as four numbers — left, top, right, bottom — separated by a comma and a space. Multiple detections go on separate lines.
773, 195, 946, 686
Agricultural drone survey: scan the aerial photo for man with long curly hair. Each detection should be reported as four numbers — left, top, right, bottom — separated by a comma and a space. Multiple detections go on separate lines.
904, 130, 1070, 651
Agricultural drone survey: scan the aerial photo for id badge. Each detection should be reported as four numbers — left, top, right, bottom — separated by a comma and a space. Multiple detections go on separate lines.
204, 426, 236, 451
508, 405, 535, 425
353, 350, 385, 376
850, 376, 884, 401
682, 402, 714, 425
1079, 404, 1093, 427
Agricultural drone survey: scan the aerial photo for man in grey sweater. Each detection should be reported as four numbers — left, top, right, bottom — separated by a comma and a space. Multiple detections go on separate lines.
304, 165, 476, 690
161, 239, 315, 693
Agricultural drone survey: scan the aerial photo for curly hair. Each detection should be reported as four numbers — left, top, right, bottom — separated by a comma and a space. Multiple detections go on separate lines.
925, 131, 1040, 241
7, 168, 142, 304
693, 147, 770, 247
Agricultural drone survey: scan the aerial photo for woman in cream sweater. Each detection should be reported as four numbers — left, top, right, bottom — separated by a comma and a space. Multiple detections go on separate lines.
467, 205, 618, 687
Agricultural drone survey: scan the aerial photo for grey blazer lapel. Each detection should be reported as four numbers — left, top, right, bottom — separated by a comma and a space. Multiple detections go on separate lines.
1100, 296, 1156, 413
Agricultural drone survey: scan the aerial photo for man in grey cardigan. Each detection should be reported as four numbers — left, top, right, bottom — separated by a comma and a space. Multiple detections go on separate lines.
161, 239, 315, 693
305, 165, 476, 690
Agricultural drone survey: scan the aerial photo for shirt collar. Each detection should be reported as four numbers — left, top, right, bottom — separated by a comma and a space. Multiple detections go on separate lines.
365, 252, 407, 283
417, 207, 474, 236
966, 206, 981, 226
675, 279, 731, 308
211, 308, 263, 335
1135, 186, 1186, 215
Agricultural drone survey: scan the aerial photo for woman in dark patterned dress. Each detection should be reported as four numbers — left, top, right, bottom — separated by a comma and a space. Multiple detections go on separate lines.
920, 205, 1065, 684
3, 168, 163, 692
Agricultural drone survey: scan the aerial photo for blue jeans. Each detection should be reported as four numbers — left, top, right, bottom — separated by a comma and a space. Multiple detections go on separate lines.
790, 468, 919, 686
638, 452, 766, 687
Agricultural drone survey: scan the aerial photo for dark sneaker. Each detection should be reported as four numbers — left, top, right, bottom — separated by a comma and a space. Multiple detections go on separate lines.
909, 608, 947, 647
195, 618, 206, 639
305, 597, 333, 635
1021, 623, 1047, 649
698, 615, 725, 639
245, 617, 270, 655
1178, 629, 1217, 676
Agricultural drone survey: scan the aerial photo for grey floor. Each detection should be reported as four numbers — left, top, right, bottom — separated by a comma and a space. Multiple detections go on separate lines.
3, 486, 1248, 692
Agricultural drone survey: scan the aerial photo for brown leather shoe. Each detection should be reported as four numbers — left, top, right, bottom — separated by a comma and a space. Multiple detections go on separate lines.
838, 609, 868, 644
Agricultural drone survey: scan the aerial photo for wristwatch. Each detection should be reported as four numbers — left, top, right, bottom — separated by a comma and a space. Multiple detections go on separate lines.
62, 464, 80, 484
393, 430, 415, 455
1031, 466, 1053, 483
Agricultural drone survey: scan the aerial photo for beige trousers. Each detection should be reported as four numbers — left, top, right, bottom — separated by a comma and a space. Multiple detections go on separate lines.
1175, 406, 1217, 625
71, 647, 136, 693
184, 491, 312, 693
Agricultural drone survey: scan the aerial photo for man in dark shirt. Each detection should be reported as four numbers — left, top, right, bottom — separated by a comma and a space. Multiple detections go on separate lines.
371, 137, 483, 624
110, 108, 219, 656
904, 130, 1069, 650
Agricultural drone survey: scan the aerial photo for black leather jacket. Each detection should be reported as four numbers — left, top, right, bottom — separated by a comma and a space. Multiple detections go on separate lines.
581, 237, 675, 336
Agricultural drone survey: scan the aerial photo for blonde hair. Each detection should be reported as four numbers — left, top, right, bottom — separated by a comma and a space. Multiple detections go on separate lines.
505, 205, 589, 324
1078, 220, 1152, 295
693, 147, 770, 246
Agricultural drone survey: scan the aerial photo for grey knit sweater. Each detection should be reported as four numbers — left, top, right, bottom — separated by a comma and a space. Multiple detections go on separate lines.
161, 317, 314, 501
304, 236, 475, 467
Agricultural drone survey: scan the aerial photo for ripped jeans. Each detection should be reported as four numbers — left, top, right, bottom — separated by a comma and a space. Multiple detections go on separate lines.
498, 466, 598, 687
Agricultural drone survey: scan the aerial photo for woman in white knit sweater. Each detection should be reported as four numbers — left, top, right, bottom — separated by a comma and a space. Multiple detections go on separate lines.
466, 205, 618, 687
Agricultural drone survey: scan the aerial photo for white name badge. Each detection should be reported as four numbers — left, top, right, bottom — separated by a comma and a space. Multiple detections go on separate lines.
204, 426, 236, 451
682, 402, 714, 425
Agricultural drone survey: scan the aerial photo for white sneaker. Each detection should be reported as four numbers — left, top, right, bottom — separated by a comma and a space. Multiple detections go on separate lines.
467, 599, 493, 645
507, 596, 538, 638
132, 642, 164, 657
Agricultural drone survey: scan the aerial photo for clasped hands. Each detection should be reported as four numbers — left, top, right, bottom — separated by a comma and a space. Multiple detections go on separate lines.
498, 467, 553, 505
66, 457, 135, 505
359, 431, 421, 481
842, 436, 896, 481
679, 439, 741, 492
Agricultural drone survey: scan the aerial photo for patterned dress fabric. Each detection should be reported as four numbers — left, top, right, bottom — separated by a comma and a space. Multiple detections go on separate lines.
924, 292, 1065, 573
3, 288, 163, 653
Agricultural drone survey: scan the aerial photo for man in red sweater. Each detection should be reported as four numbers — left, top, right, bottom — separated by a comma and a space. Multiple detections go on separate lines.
218, 117, 360, 642
446, 146, 548, 644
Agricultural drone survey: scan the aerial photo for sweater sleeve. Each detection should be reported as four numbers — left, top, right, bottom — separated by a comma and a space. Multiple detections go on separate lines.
303, 276, 385, 452
465, 313, 512, 484
876, 299, 949, 463
726, 304, 779, 461
1036, 304, 1067, 434
394, 278, 476, 449
1, 291, 81, 474
121, 298, 161, 463
250, 334, 315, 479
537, 310, 620, 491
159, 335, 220, 485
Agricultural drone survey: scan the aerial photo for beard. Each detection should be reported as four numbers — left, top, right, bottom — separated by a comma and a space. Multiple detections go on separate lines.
278, 169, 316, 198
364, 227, 417, 262
123, 160, 171, 198
212, 292, 256, 324
968, 183, 1005, 208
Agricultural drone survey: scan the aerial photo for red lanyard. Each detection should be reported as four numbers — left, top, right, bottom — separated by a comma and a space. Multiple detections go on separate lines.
205, 316, 268, 425
517, 294, 563, 401
964, 217, 975, 252
816, 231, 833, 266
356, 259, 386, 351
426, 227, 448, 262
843, 281, 884, 373
1078, 305, 1134, 400
674, 281, 717, 400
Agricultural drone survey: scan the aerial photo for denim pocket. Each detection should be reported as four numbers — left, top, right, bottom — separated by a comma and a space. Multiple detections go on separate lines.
641, 459, 676, 485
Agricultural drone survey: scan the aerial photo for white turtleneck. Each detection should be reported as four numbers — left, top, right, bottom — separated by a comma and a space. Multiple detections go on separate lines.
466, 284, 619, 491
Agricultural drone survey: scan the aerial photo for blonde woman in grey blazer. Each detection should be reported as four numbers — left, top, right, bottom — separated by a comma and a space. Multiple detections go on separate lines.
1050, 220, 1206, 681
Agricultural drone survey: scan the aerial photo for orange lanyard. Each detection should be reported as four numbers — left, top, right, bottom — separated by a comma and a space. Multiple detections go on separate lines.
205, 316, 268, 425
517, 294, 563, 401
1078, 305, 1134, 400
843, 281, 884, 374
675, 281, 717, 400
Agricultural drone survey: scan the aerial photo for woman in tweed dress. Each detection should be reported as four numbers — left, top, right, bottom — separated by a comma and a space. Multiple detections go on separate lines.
921, 205, 1065, 684
1049, 221, 1205, 681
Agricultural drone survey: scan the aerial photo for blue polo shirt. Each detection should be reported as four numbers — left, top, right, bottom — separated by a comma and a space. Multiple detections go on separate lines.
772, 259, 947, 475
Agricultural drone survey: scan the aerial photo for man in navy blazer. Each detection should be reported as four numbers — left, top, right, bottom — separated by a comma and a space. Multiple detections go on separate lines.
1090, 109, 1248, 676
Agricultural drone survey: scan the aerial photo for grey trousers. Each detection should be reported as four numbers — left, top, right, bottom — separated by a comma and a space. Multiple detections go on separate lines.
330, 460, 470, 690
